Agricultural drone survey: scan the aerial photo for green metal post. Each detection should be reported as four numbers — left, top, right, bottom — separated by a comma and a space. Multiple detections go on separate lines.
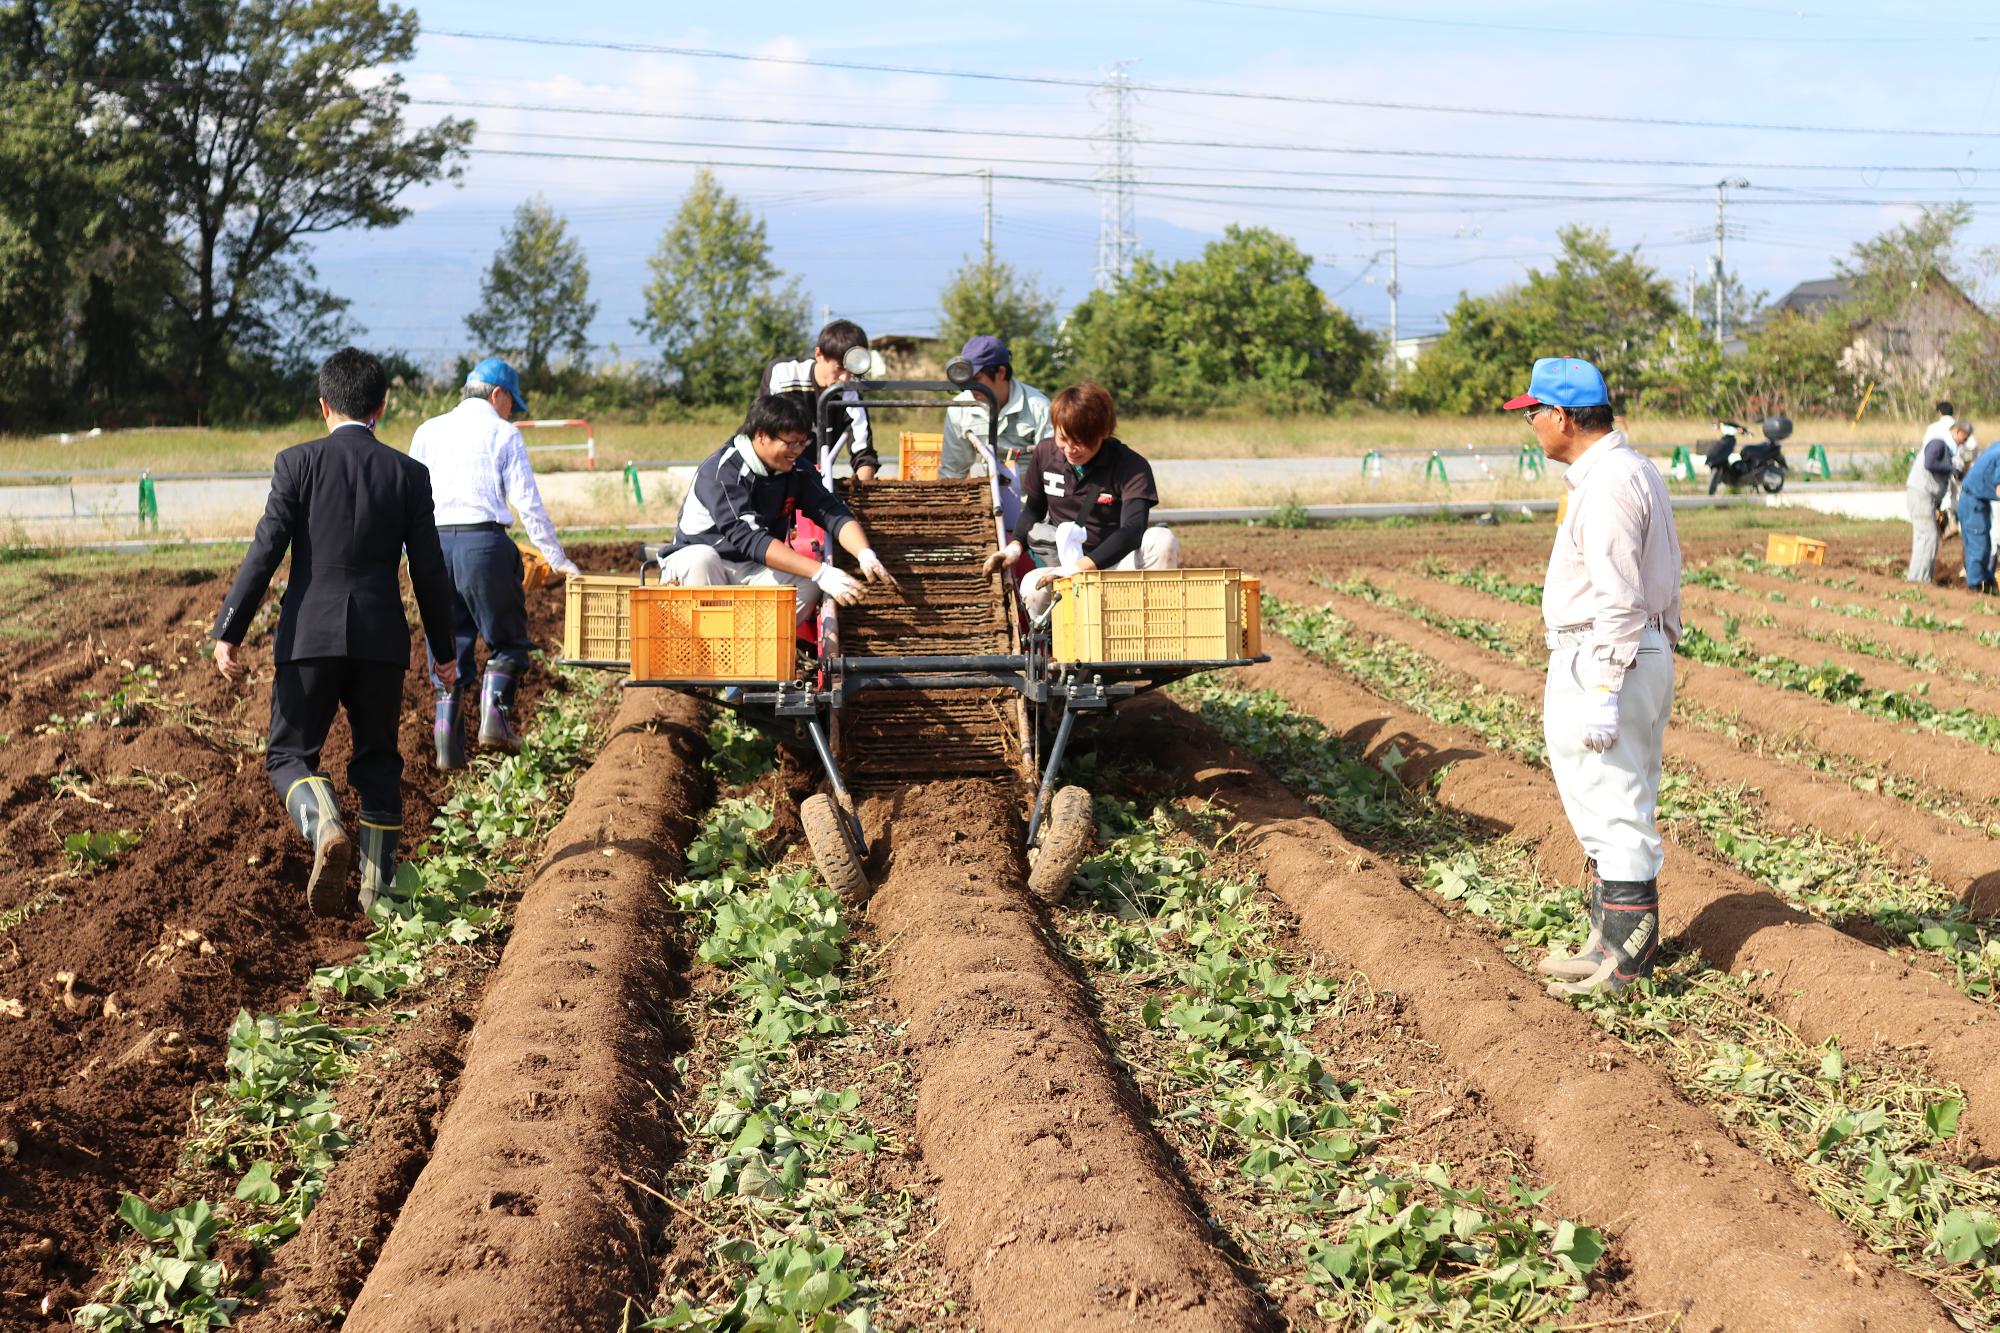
1669, 445, 1695, 482
1517, 443, 1545, 479
1425, 452, 1448, 485
624, 461, 643, 505
1361, 449, 1383, 480
138, 471, 158, 527
1806, 443, 1830, 479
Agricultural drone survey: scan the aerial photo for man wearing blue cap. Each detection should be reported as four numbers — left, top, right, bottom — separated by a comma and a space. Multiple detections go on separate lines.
1507, 357, 1682, 999
409, 357, 581, 770
942, 335, 1051, 538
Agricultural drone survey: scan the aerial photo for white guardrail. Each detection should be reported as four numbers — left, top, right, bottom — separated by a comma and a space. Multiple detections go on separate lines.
516, 418, 595, 469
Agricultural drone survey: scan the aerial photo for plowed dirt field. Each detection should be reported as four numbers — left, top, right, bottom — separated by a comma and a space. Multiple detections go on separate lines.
7, 505, 1997, 1331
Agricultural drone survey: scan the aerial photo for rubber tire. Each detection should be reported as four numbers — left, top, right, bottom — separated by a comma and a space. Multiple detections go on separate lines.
1028, 785, 1094, 906
801, 793, 871, 904
1759, 463, 1787, 494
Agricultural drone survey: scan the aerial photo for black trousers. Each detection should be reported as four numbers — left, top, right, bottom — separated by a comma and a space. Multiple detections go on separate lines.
267, 657, 406, 822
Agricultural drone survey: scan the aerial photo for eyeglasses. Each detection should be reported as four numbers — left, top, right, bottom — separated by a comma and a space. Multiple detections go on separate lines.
776, 435, 810, 449
1524, 404, 1556, 422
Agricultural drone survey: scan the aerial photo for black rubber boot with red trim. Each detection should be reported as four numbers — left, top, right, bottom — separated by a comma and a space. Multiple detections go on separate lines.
1546, 877, 1659, 998
1538, 862, 1607, 981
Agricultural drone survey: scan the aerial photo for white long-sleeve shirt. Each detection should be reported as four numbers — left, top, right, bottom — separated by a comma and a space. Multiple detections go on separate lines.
1544, 430, 1684, 690
409, 397, 570, 567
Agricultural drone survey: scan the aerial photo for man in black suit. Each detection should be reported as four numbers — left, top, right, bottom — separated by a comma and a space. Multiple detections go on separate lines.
211, 347, 458, 916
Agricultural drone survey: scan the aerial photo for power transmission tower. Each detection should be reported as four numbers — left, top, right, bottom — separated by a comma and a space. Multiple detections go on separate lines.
1351, 220, 1400, 385
1093, 60, 1138, 289
1713, 177, 1748, 346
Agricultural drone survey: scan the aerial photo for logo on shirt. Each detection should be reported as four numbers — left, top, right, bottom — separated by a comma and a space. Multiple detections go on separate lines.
1043, 470, 1067, 496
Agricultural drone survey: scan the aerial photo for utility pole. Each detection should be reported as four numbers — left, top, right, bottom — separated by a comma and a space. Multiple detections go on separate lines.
1093, 60, 1138, 289
1385, 218, 1400, 384
1713, 178, 1748, 346
981, 168, 994, 265
1687, 264, 1697, 317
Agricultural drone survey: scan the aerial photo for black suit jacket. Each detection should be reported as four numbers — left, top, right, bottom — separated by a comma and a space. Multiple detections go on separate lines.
212, 425, 455, 667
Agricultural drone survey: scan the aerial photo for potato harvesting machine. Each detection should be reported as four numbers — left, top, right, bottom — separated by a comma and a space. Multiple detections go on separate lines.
560, 371, 1268, 902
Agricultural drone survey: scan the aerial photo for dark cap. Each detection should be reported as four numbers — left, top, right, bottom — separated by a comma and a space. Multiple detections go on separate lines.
960, 335, 1012, 373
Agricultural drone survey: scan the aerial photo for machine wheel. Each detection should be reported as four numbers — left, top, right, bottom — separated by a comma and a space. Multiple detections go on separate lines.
1759, 463, 1787, 494
1028, 785, 1095, 905
802, 793, 871, 904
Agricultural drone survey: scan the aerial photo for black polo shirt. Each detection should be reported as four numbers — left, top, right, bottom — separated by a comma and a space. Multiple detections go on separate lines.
1012, 435, 1158, 567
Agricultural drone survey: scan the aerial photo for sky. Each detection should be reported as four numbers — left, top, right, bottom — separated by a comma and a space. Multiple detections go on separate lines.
312, 0, 2000, 367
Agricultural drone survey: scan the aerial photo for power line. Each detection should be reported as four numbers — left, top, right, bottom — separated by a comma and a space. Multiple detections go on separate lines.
1185, 0, 1990, 44
424, 27, 2000, 139
408, 96, 1997, 174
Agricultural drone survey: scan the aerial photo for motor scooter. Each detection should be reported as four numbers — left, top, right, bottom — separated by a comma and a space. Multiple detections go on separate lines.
1705, 416, 1791, 494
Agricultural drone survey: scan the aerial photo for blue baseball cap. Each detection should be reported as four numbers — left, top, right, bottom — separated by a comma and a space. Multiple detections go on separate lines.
960, 335, 1012, 373
466, 357, 529, 416
1503, 357, 1609, 411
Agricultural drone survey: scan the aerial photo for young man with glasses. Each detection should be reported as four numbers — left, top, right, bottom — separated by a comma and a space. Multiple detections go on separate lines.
1509, 358, 1682, 999
657, 393, 897, 624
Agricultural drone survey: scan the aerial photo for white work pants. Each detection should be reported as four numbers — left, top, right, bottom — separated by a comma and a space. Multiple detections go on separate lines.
1543, 628, 1674, 881
1021, 527, 1181, 619
657, 546, 819, 626
1907, 477, 1946, 582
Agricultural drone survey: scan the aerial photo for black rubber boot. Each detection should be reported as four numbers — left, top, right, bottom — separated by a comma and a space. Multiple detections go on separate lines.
357, 818, 400, 913
434, 687, 467, 771
1538, 863, 1607, 981
477, 667, 522, 753
285, 775, 352, 918
1547, 877, 1660, 998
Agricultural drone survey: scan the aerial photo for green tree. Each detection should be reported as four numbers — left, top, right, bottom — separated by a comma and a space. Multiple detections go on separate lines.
1065, 226, 1377, 414
635, 168, 809, 406
0, 2, 159, 428
1400, 226, 1682, 413
1727, 309, 1857, 417
465, 196, 598, 381
122, 0, 475, 420
936, 254, 1060, 385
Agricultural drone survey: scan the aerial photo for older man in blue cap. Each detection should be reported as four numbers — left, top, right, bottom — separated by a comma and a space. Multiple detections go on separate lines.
409, 357, 580, 769
1508, 357, 1683, 999
942, 335, 1052, 545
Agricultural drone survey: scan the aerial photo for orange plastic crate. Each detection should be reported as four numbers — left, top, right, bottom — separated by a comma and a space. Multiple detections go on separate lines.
899, 431, 944, 480
628, 586, 796, 681
1241, 576, 1263, 657
1764, 533, 1827, 566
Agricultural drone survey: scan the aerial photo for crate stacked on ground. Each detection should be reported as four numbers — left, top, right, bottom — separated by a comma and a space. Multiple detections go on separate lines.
833, 479, 1024, 787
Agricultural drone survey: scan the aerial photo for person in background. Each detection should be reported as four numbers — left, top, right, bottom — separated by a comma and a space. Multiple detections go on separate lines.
1506, 357, 1682, 999
211, 347, 457, 916
760, 319, 879, 481
941, 335, 1051, 540
981, 381, 1179, 620
1957, 432, 2000, 593
409, 357, 581, 769
1927, 401, 1979, 537
658, 393, 896, 622
1908, 419, 1972, 583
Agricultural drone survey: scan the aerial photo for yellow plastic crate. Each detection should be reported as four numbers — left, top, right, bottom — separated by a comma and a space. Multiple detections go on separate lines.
1241, 576, 1263, 657
1765, 533, 1827, 566
562, 573, 642, 662
1051, 568, 1245, 663
629, 585, 796, 681
900, 431, 943, 480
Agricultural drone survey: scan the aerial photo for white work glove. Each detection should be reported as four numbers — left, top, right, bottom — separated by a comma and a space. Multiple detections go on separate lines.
982, 542, 1023, 576
812, 562, 863, 605
1579, 688, 1621, 753
1055, 521, 1087, 567
554, 558, 582, 578
856, 547, 897, 585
